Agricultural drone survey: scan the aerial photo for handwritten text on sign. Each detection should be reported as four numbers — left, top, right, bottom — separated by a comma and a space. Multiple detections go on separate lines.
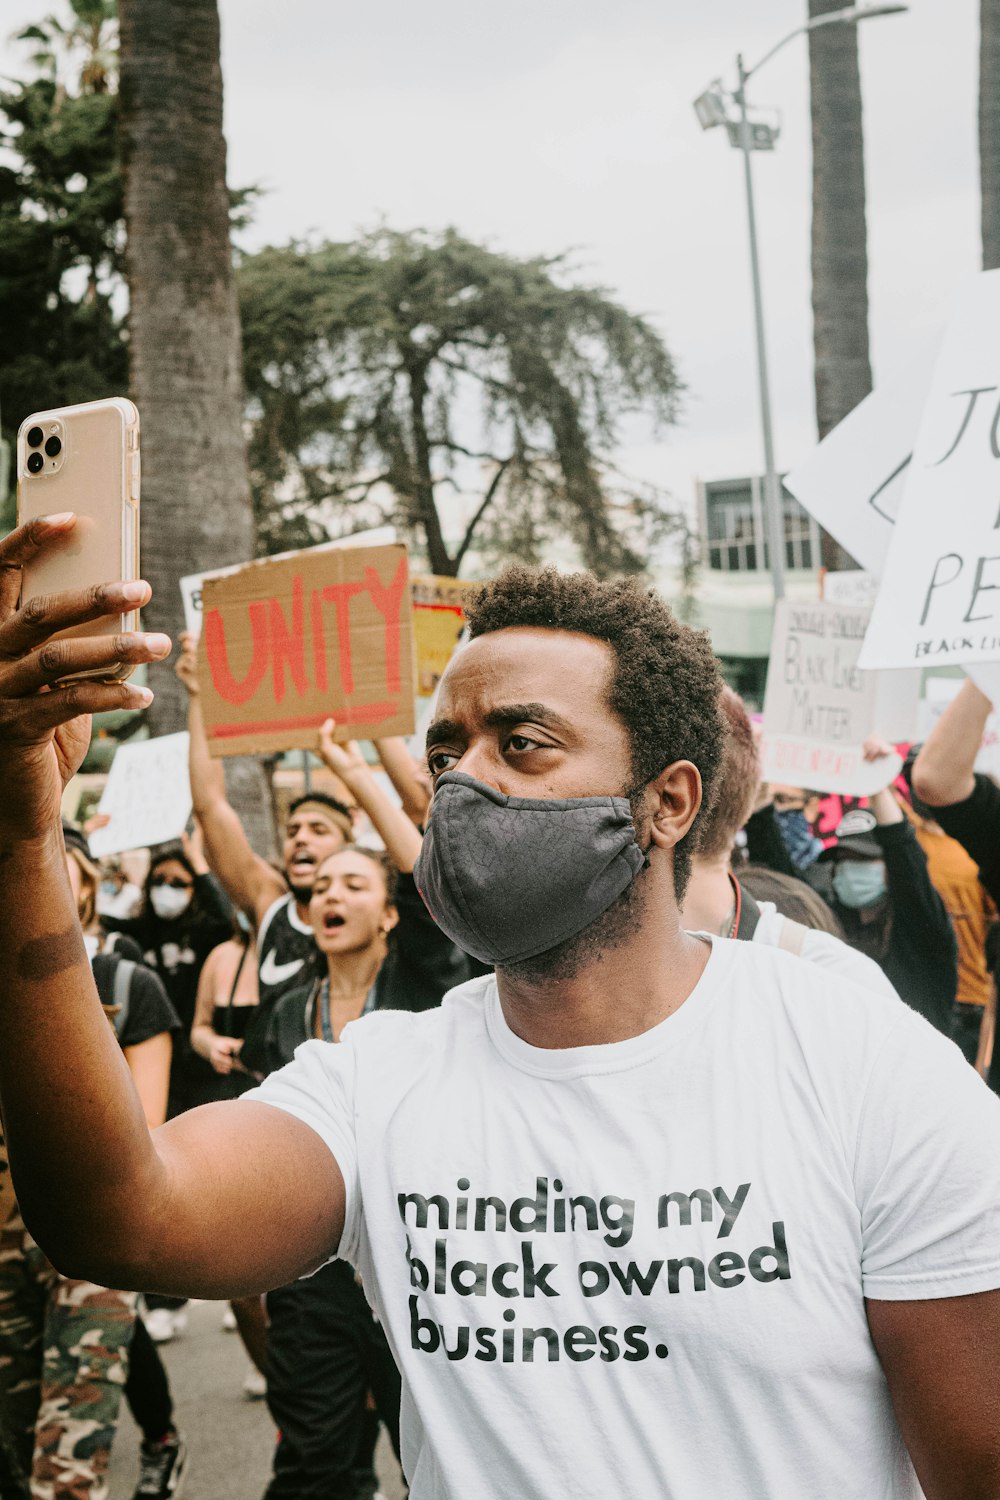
198, 542, 415, 757
859, 269, 1000, 668
762, 601, 906, 797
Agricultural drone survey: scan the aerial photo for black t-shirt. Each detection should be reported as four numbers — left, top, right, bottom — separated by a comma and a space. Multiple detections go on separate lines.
242, 871, 471, 1077
92, 951, 181, 1047
255, 893, 317, 1009
928, 773, 1000, 911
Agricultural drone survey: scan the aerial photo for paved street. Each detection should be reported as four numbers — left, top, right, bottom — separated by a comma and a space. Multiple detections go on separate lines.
108, 1300, 405, 1500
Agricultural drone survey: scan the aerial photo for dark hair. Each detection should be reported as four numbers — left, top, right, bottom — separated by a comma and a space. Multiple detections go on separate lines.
288, 791, 354, 830
739, 865, 845, 937
696, 688, 760, 862
142, 844, 201, 919
465, 565, 725, 897
315, 845, 398, 907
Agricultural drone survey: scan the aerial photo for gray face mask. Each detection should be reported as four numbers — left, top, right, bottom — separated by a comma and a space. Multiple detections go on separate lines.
413, 771, 647, 967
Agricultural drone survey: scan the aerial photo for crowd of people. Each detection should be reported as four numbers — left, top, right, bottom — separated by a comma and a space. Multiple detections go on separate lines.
3, 532, 1000, 1498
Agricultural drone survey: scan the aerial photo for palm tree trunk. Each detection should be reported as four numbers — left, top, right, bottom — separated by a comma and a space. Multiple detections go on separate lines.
118, 0, 273, 854
982, 0, 1000, 268
808, 0, 873, 569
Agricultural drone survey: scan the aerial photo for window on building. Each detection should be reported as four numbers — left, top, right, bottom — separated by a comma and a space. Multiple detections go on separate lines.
701, 477, 820, 573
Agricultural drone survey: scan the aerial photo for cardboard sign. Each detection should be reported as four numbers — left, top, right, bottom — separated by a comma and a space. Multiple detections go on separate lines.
761, 601, 916, 796
859, 271, 1000, 669
88, 733, 192, 857
180, 527, 397, 639
198, 541, 415, 757
411, 575, 478, 695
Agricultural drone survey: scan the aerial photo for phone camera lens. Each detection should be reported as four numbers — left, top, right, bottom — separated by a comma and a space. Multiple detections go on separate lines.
44, 435, 62, 458
26, 426, 43, 448
26, 452, 44, 474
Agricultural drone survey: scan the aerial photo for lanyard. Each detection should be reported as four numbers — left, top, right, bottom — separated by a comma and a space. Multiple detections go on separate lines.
317, 977, 377, 1044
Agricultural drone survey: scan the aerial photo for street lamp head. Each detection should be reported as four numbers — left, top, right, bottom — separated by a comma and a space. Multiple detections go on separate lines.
693, 82, 731, 131
851, 3, 909, 17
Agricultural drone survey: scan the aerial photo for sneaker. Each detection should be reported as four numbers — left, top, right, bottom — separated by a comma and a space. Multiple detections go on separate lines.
220, 1306, 237, 1332
133, 1432, 187, 1498
143, 1308, 177, 1344
242, 1366, 267, 1400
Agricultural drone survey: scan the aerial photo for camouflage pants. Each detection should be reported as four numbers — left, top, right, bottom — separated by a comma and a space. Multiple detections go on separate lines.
0, 1214, 138, 1500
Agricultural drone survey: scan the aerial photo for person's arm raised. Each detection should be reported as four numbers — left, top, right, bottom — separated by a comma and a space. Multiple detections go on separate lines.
0, 519, 345, 1297
176, 631, 284, 922
373, 735, 431, 829
318, 720, 423, 873
912, 679, 993, 808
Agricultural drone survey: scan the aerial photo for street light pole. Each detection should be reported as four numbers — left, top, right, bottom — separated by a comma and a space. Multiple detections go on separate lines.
735, 51, 785, 603
694, 4, 908, 606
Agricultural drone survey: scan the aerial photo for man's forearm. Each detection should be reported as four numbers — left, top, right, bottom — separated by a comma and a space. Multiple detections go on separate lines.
0, 830, 166, 1281
913, 680, 992, 807
187, 691, 226, 814
341, 763, 422, 872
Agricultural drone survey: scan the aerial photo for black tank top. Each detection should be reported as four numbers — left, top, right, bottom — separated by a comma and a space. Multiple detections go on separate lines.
256, 893, 316, 1008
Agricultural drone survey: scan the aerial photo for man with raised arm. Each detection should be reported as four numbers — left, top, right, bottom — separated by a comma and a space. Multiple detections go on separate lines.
911, 678, 1000, 908
175, 632, 355, 1008
3, 516, 1000, 1500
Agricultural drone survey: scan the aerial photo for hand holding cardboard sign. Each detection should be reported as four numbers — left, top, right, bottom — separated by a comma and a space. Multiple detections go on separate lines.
317, 719, 367, 785
175, 631, 200, 697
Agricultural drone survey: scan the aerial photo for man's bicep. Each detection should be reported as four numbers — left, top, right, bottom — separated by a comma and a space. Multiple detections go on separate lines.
149, 1100, 349, 1299
867, 1291, 1000, 1498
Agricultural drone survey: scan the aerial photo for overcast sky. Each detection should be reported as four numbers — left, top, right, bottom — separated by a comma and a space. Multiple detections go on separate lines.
2, 0, 980, 518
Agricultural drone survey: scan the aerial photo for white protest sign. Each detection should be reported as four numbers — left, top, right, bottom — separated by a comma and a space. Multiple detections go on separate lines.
178, 527, 398, 638
761, 600, 917, 796
916, 677, 1000, 781
859, 270, 1000, 670
784, 359, 935, 577
88, 733, 192, 857
821, 570, 878, 608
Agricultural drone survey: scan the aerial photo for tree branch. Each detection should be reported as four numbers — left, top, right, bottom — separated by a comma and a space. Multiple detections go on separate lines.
453, 457, 514, 573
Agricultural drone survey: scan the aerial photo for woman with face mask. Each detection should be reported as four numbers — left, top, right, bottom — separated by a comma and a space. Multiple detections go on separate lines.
242, 725, 469, 1500
816, 741, 958, 1039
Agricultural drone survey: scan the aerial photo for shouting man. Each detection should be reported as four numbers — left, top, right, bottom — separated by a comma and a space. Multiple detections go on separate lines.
2, 517, 1000, 1500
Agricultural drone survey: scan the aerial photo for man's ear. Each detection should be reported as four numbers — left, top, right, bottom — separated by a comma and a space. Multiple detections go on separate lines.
646, 761, 703, 854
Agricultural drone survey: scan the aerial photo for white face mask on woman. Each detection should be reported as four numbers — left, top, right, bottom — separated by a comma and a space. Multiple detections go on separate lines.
149, 885, 193, 921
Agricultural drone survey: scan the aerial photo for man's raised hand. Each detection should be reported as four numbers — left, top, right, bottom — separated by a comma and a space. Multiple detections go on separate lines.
0, 515, 171, 844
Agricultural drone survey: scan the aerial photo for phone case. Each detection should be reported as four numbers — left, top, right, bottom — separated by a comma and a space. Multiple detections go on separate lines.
16, 397, 140, 682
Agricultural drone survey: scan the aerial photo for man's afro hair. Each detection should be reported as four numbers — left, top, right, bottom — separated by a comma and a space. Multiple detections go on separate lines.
464, 566, 725, 878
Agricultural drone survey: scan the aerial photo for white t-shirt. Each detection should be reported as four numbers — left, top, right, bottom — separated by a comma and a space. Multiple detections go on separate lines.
752, 900, 899, 997
249, 936, 1000, 1500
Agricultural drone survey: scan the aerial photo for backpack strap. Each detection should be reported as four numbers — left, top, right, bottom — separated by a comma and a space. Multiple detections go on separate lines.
112, 959, 136, 1040
730, 875, 762, 941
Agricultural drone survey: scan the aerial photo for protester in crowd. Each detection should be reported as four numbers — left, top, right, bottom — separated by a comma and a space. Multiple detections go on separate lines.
7, 532, 1000, 1499
737, 865, 846, 936
901, 746, 997, 1066
910, 678, 1000, 1092
190, 915, 260, 1100
681, 688, 895, 993
813, 738, 958, 1036
0, 823, 186, 1500
768, 785, 825, 872
102, 825, 233, 1346
95, 854, 143, 921
176, 633, 355, 1013
102, 827, 234, 1114
911, 680, 1000, 903
243, 719, 469, 1500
